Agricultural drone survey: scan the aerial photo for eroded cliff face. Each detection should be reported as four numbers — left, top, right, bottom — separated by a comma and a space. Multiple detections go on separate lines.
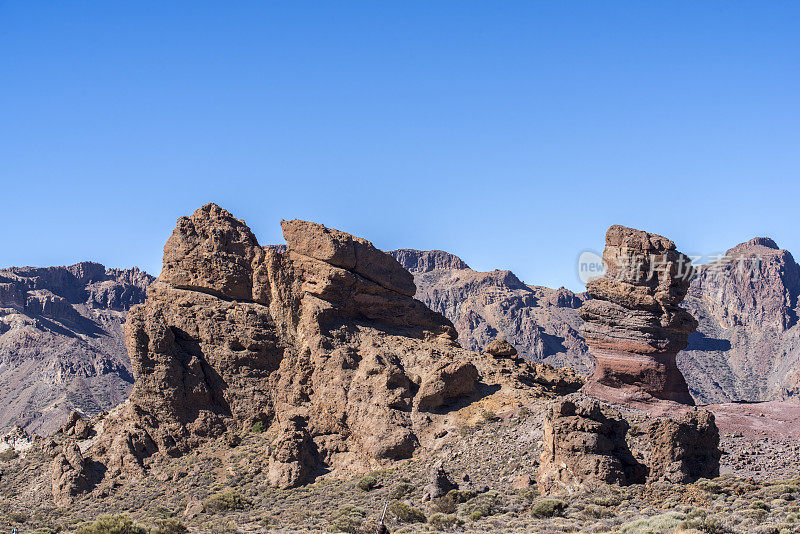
52, 204, 581, 503
681, 237, 800, 402
390, 249, 590, 374
0, 263, 152, 434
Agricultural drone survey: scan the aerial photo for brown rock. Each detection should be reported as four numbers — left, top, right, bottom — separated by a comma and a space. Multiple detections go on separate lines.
58, 203, 563, 499
579, 225, 698, 405
51, 442, 89, 506
485, 338, 518, 358
512, 473, 533, 490
538, 396, 720, 493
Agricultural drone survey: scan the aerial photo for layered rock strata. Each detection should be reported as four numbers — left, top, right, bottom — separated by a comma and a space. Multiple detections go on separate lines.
52, 204, 580, 501
579, 226, 699, 404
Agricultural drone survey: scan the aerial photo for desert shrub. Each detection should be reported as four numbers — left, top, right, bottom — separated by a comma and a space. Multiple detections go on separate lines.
446, 489, 477, 503
0, 449, 18, 461
751, 500, 770, 511
149, 518, 188, 534
251, 420, 266, 433
481, 410, 499, 422
389, 501, 426, 523
581, 504, 616, 519
75, 514, 148, 534
463, 491, 504, 521
203, 490, 252, 513
389, 482, 414, 500
621, 512, 686, 533
530, 498, 566, 518
357, 474, 378, 491
428, 513, 462, 530
328, 505, 366, 533
593, 493, 622, 507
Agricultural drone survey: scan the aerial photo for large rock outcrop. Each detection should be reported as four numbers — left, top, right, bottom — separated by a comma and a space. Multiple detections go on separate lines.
0, 263, 153, 434
579, 226, 699, 405
53, 204, 577, 501
538, 396, 720, 494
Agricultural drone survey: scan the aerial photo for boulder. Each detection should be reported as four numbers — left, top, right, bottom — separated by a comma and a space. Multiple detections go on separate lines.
538, 396, 720, 493
484, 338, 518, 358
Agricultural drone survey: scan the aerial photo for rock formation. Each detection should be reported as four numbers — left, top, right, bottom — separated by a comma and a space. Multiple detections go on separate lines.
52, 204, 579, 502
579, 225, 699, 405
538, 396, 720, 493
0, 263, 153, 434
393, 241, 800, 404
390, 249, 590, 373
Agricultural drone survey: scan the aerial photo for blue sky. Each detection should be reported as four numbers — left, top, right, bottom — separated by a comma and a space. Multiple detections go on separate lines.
2, 2, 798, 291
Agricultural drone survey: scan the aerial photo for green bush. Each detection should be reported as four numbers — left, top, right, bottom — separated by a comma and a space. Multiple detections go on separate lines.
620, 512, 686, 534
751, 500, 770, 511
389, 501, 426, 523
389, 482, 414, 500
149, 518, 188, 534
203, 491, 252, 513
428, 513, 462, 530
328, 505, 366, 533
251, 420, 266, 433
530, 499, 566, 518
357, 474, 378, 491
75, 515, 148, 534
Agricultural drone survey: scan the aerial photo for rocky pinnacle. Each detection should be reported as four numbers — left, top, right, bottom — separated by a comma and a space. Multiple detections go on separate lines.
579, 225, 699, 405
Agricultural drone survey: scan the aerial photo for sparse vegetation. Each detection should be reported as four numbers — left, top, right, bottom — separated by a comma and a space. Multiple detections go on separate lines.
202, 490, 252, 513
357, 473, 378, 491
389, 501, 427, 523
530, 498, 566, 518
75, 514, 148, 534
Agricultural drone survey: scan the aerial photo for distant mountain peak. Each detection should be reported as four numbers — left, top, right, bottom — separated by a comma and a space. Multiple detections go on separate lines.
726, 237, 780, 255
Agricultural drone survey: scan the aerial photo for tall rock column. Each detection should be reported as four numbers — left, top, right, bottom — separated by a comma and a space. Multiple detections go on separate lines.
579, 225, 698, 404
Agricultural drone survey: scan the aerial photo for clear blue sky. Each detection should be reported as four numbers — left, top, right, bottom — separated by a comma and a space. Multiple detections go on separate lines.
2, 2, 798, 291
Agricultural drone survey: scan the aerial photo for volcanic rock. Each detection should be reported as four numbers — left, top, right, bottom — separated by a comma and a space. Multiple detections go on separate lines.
537, 396, 720, 493
58, 203, 577, 500
579, 225, 699, 404
484, 338, 518, 358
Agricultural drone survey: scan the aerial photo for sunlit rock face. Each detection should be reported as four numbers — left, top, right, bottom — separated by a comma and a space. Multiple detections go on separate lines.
579, 225, 698, 405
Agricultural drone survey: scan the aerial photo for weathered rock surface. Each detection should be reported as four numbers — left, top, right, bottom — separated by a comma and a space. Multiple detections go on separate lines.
484, 338, 518, 358
0, 263, 153, 434
579, 225, 698, 404
59, 203, 578, 501
390, 249, 590, 373
538, 395, 720, 493
681, 237, 800, 402
394, 241, 800, 404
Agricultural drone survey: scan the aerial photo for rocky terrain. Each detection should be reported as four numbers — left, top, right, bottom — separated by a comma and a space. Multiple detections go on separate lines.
0, 263, 153, 435
393, 236, 800, 405
0, 212, 797, 533
390, 250, 590, 374
44, 204, 582, 505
